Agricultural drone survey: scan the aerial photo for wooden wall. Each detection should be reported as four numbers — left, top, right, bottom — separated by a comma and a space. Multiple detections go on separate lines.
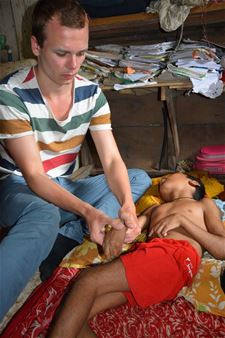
0, 0, 18, 60
89, 4, 225, 47
0, 0, 35, 60
101, 89, 225, 172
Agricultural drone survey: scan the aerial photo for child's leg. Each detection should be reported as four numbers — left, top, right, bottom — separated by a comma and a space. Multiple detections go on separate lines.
48, 258, 128, 338
77, 291, 127, 338
77, 323, 97, 338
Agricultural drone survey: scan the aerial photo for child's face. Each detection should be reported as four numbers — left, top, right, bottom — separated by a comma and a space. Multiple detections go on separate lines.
159, 172, 189, 197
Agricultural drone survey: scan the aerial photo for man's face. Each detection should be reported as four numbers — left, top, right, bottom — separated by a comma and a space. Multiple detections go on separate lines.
31, 16, 89, 86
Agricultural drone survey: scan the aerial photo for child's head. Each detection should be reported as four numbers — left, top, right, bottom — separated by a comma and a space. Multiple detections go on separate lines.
185, 174, 205, 200
159, 172, 205, 201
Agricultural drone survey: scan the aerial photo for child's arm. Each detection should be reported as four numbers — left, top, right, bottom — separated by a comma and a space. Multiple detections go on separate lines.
102, 225, 126, 260
102, 205, 157, 260
200, 197, 225, 258
181, 198, 225, 259
138, 204, 158, 234
152, 198, 225, 259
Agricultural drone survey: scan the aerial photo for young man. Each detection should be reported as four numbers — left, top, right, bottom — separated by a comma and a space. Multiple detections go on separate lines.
0, 0, 150, 321
48, 172, 225, 338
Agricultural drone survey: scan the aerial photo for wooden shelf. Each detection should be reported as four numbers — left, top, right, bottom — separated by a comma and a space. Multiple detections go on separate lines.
89, 3, 225, 46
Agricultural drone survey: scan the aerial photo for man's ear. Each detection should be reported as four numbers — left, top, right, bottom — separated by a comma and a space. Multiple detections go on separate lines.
31, 36, 41, 56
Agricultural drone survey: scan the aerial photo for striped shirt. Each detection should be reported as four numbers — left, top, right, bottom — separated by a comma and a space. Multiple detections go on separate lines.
0, 66, 111, 178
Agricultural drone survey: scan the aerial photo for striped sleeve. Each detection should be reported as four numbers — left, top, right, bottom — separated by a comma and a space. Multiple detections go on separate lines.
89, 87, 111, 131
0, 87, 33, 139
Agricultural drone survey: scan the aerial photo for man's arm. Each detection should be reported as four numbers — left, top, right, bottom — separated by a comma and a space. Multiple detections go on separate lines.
4, 135, 123, 244
91, 129, 140, 243
200, 197, 225, 259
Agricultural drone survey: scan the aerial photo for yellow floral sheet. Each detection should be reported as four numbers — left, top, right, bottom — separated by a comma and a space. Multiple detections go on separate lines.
179, 258, 225, 317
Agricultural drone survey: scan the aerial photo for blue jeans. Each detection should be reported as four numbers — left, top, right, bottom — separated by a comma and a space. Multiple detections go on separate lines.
0, 169, 150, 320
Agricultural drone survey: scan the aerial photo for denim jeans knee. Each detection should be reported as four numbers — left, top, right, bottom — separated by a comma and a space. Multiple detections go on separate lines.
127, 168, 151, 202
0, 175, 61, 321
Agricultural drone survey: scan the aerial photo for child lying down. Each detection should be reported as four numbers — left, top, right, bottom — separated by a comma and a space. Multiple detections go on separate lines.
47, 172, 225, 338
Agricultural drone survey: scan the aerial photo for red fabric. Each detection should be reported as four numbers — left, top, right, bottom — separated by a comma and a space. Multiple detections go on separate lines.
1, 265, 225, 338
90, 297, 225, 338
194, 161, 225, 174
1, 267, 80, 338
121, 238, 200, 308
198, 145, 225, 159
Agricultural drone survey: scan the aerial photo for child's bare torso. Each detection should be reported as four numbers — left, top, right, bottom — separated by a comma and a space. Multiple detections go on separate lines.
150, 199, 206, 256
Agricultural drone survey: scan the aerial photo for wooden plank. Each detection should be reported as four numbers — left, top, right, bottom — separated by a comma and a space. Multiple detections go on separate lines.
90, 12, 157, 30
165, 88, 180, 158
10, 0, 35, 59
190, 2, 225, 14
10, 0, 26, 60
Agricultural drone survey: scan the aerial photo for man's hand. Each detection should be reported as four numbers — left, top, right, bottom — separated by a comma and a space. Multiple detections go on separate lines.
102, 225, 126, 260
85, 207, 124, 245
149, 213, 182, 237
119, 206, 141, 243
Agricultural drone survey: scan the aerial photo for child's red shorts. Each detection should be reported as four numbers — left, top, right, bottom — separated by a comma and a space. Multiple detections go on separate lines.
120, 238, 201, 308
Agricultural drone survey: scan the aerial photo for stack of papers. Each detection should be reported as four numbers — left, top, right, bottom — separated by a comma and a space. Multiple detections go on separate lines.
167, 63, 207, 80
80, 42, 175, 86
78, 40, 224, 97
167, 41, 223, 98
